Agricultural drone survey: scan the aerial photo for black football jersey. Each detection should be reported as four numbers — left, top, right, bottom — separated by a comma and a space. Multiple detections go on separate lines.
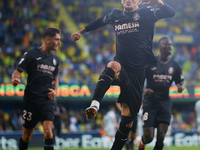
102, 7, 160, 72
145, 56, 184, 100
17, 48, 59, 103
85, 3, 175, 72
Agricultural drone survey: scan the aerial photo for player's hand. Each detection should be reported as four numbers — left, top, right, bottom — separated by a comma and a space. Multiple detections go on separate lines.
144, 88, 153, 97
177, 84, 184, 93
12, 78, 20, 86
71, 32, 81, 42
48, 88, 57, 99
143, 0, 164, 7
85, 106, 98, 121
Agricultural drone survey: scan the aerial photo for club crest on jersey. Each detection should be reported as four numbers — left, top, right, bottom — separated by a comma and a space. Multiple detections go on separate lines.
133, 13, 140, 21
168, 67, 173, 74
53, 58, 57, 66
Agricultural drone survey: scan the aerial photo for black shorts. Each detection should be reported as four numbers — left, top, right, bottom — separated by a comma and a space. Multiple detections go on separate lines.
142, 98, 172, 128
112, 65, 145, 119
22, 100, 54, 129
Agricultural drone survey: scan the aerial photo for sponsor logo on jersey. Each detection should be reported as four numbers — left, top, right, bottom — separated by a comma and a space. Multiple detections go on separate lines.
115, 20, 119, 22
37, 64, 55, 74
133, 13, 140, 21
53, 58, 57, 66
115, 22, 139, 31
153, 74, 172, 82
168, 67, 173, 74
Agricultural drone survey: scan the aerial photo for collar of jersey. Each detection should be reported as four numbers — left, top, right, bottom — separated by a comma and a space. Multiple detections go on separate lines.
38, 47, 52, 56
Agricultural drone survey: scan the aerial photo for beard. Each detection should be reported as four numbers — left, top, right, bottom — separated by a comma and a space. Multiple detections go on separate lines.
124, 7, 134, 12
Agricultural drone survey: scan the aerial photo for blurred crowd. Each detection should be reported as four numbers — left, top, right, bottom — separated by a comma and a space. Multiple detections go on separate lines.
64, 0, 200, 86
0, 0, 200, 86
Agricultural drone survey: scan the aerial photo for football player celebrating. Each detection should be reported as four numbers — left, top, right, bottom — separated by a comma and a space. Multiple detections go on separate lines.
72, 0, 176, 150
138, 37, 184, 150
12, 27, 61, 150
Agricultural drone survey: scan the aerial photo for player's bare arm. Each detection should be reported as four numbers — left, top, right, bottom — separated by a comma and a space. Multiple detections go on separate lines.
71, 28, 87, 42
143, 0, 164, 7
11, 69, 22, 86
48, 76, 58, 99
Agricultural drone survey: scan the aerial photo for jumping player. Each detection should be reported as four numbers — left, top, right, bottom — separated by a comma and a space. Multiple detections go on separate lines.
138, 37, 184, 150
71, 0, 175, 149
11, 27, 61, 150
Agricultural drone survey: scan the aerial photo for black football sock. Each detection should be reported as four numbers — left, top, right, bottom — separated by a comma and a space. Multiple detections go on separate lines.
44, 138, 54, 150
92, 67, 115, 102
153, 142, 164, 150
111, 129, 130, 150
125, 139, 130, 150
19, 138, 29, 150
130, 138, 134, 150
111, 116, 133, 150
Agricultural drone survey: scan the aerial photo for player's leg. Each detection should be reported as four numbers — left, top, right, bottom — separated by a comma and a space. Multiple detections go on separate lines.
129, 129, 137, 150
43, 120, 54, 150
125, 132, 131, 150
85, 60, 121, 120
154, 124, 168, 150
111, 103, 134, 150
19, 127, 34, 150
153, 123, 168, 150
125, 119, 137, 150
41, 101, 55, 150
153, 102, 171, 150
138, 104, 157, 150
19, 101, 39, 150
138, 127, 154, 150
53, 122, 61, 150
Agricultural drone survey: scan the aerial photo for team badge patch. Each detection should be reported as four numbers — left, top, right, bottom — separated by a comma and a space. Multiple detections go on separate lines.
168, 67, 173, 74
53, 58, 57, 66
133, 13, 140, 21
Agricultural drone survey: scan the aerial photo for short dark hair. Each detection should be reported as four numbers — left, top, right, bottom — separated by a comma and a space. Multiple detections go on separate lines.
158, 37, 170, 47
42, 27, 61, 38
